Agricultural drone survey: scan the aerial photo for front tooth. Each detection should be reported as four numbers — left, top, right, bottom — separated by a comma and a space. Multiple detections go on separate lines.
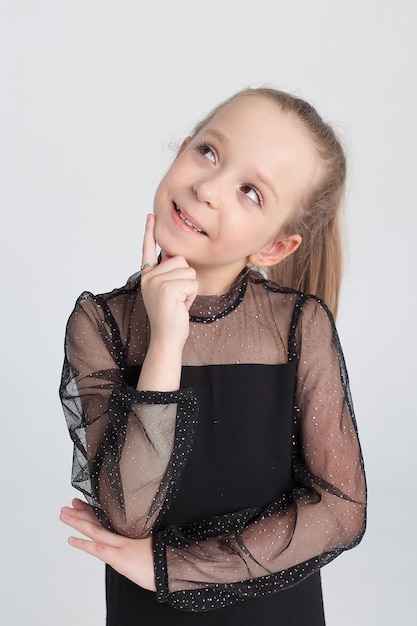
185, 218, 198, 230
180, 212, 202, 232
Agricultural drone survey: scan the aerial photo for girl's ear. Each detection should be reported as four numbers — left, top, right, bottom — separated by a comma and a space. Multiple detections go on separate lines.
248, 234, 302, 267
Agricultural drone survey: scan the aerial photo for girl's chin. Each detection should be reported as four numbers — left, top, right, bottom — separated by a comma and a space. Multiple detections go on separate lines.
154, 224, 187, 259
155, 240, 185, 261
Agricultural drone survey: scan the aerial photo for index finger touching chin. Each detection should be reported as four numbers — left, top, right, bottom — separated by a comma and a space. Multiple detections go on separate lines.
141, 214, 158, 272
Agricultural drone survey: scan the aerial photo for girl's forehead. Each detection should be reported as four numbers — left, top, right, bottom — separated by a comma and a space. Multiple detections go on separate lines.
199, 96, 312, 161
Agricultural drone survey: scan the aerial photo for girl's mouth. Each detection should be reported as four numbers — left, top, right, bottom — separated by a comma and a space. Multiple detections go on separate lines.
174, 203, 207, 235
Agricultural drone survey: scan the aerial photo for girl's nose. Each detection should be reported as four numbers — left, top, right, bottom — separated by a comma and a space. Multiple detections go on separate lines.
192, 178, 220, 207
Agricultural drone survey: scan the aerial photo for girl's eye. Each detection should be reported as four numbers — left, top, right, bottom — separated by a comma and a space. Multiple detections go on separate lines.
196, 142, 216, 164
241, 184, 263, 206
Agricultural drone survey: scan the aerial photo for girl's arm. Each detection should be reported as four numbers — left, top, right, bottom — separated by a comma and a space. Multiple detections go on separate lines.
60, 216, 199, 538
150, 297, 366, 609
60, 291, 197, 538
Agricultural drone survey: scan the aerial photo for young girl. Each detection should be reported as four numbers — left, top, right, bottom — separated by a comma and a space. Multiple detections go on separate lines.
59, 88, 366, 625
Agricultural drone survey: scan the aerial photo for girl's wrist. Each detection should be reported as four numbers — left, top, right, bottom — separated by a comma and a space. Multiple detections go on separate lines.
137, 340, 183, 392
148, 335, 187, 357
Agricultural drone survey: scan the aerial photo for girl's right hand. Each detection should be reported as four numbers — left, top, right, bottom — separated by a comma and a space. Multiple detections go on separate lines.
140, 214, 198, 351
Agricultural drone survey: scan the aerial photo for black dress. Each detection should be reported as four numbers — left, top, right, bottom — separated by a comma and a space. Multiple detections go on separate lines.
60, 268, 366, 625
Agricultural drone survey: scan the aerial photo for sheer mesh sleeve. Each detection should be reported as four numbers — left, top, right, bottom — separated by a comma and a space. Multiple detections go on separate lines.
153, 296, 366, 610
59, 291, 198, 537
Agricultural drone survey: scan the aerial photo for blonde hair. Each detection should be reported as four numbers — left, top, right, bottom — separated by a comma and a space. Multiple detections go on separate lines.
191, 88, 346, 318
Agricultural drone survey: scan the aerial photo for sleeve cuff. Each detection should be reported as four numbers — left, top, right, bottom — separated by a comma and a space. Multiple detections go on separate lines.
113, 385, 196, 406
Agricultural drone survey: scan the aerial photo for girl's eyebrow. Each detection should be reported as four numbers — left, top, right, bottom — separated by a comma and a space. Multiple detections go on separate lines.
205, 128, 229, 144
204, 128, 280, 202
253, 169, 280, 202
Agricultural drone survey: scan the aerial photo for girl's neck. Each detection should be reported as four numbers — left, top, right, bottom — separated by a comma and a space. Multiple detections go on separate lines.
193, 261, 248, 296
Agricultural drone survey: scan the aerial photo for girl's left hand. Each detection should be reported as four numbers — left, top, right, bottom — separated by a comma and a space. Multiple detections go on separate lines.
59, 498, 156, 592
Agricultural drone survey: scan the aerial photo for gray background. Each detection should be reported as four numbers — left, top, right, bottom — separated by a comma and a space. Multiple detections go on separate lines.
1, 1, 416, 624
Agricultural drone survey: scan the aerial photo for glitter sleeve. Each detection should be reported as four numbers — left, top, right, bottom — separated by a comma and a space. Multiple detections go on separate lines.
152, 297, 366, 610
59, 291, 198, 537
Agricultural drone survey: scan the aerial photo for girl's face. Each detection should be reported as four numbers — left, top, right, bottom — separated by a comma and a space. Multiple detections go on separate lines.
153, 95, 319, 294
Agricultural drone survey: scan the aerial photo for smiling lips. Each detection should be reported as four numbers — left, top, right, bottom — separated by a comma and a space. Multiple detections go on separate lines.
174, 203, 207, 235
